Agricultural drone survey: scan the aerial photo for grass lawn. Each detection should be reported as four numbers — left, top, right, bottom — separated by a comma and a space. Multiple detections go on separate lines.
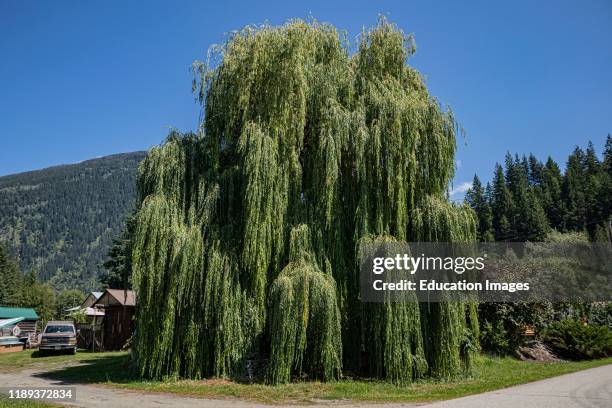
0, 349, 610, 404
0, 396, 60, 408
0, 349, 126, 374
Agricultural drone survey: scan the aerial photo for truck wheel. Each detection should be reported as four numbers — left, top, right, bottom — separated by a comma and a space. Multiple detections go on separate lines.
71, 348, 76, 355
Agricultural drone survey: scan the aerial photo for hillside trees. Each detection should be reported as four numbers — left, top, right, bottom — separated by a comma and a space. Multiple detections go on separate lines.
19, 271, 56, 324
0, 242, 65, 324
0, 243, 22, 306
0, 152, 144, 291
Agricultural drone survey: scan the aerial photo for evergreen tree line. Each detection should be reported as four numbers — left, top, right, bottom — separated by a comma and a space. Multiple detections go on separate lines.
0, 243, 85, 324
466, 135, 612, 242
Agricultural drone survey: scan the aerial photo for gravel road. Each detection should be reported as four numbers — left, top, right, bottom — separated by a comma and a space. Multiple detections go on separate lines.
421, 363, 612, 408
1, 364, 610, 407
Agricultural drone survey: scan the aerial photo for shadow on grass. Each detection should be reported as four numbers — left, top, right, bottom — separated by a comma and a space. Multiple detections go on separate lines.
31, 349, 77, 358
34, 354, 137, 385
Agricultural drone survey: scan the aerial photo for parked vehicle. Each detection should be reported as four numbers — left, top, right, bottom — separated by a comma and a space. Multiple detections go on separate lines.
39, 321, 77, 355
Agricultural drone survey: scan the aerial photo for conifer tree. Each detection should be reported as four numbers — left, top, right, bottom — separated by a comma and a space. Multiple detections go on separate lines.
563, 147, 588, 231
527, 154, 544, 186
514, 186, 549, 241
506, 155, 549, 241
101, 215, 135, 289
583, 142, 603, 238
466, 175, 494, 241
491, 164, 513, 240
600, 135, 612, 239
504, 153, 524, 198
541, 157, 565, 230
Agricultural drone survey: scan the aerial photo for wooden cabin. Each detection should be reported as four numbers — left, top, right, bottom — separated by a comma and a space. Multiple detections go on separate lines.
0, 307, 39, 344
71, 292, 105, 351
0, 317, 26, 353
95, 289, 136, 351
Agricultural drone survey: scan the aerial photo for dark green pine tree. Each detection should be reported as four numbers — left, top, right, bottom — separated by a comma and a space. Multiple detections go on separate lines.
520, 155, 530, 185
508, 154, 549, 241
101, 215, 135, 289
600, 135, 612, 240
0, 244, 23, 306
491, 164, 514, 241
583, 142, 603, 238
527, 154, 544, 186
485, 182, 493, 209
541, 157, 566, 231
603, 135, 612, 182
504, 153, 524, 198
514, 185, 549, 241
563, 147, 588, 231
527, 154, 545, 209
465, 175, 494, 241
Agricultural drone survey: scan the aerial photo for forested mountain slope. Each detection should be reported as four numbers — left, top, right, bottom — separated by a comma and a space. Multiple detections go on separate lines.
0, 152, 145, 291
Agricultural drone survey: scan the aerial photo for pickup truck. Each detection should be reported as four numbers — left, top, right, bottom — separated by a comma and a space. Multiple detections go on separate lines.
39, 321, 77, 355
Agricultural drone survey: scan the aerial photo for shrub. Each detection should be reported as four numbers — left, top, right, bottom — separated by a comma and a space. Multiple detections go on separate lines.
479, 302, 552, 355
480, 320, 511, 355
541, 320, 612, 360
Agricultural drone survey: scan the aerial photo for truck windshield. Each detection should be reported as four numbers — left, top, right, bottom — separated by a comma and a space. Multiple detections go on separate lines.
45, 325, 74, 333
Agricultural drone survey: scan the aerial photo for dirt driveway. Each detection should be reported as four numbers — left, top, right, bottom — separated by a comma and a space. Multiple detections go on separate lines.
2, 364, 611, 407
0, 367, 390, 408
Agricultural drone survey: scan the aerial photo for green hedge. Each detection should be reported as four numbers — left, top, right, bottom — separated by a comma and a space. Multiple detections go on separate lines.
542, 320, 612, 360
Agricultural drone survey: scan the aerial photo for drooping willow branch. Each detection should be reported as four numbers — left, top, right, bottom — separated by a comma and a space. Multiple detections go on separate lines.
131, 17, 478, 384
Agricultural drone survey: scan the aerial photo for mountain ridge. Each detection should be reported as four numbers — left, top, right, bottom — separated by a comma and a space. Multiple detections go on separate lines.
0, 151, 146, 291
0, 152, 145, 179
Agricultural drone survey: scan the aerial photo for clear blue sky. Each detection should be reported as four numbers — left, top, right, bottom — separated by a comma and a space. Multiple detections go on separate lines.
1, 0, 610, 198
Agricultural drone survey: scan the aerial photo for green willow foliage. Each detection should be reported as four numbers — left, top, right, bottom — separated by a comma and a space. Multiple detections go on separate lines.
267, 224, 342, 384
357, 235, 427, 383
131, 18, 478, 384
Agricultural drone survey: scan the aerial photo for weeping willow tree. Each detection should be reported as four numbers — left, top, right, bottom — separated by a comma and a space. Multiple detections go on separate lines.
131, 17, 479, 384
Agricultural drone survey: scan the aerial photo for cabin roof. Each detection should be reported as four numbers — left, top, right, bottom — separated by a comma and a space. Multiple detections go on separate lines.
0, 306, 38, 320
0, 317, 25, 328
81, 291, 104, 308
96, 289, 136, 307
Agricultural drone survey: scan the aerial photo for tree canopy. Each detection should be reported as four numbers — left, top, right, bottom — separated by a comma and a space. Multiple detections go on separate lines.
131, 18, 478, 384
